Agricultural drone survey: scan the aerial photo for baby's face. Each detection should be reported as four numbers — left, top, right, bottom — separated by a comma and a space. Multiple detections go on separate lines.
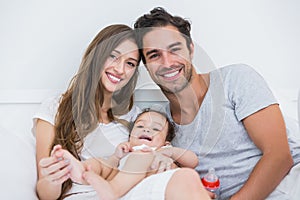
129, 111, 169, 148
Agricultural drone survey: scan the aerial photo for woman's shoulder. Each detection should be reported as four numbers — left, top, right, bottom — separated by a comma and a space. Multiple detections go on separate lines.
40, 94, 62, 113
32, 94, 62, 125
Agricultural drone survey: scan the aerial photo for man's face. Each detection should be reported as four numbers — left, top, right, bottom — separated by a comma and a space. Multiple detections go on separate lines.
142, 25, 194, 93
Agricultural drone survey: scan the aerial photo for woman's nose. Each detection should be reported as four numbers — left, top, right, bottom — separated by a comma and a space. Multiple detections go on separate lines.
113, 62, 125, 74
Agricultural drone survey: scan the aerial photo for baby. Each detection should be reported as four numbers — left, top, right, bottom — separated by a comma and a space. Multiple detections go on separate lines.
52, 108, 199, 200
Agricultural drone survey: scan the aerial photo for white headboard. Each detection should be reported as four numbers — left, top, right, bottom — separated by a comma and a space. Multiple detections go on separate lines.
0, 88, 298, 141
0, 89, 167, 140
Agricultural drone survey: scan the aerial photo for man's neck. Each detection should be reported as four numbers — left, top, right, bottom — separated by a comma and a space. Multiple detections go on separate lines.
164, 70, 209, 125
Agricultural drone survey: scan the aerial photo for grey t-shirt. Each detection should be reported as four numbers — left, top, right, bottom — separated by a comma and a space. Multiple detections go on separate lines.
169, 64, 300, 199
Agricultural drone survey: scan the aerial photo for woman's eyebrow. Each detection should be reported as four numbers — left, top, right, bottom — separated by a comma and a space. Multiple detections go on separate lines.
112, 49, 121, 54
128, 57, 139, 63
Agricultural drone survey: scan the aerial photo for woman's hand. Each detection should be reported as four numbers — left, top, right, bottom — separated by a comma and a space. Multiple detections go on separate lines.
51, 145, 88, 185
39, 145, 70, 186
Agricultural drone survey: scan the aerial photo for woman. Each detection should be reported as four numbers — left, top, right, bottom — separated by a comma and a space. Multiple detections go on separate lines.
34, 24, 210, 200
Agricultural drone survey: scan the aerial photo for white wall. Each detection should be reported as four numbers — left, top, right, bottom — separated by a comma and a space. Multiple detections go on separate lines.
0, 1, 299, 113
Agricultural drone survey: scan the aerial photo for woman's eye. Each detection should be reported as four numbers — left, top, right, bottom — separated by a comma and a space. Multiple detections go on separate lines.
127, 61, 136, 67
110, 54, 118, 60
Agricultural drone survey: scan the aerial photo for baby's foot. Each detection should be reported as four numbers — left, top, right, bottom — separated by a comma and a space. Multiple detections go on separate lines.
53, 146, 86, 184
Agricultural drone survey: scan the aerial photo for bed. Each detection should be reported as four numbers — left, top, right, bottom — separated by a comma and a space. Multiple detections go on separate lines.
0, 88, 299, 199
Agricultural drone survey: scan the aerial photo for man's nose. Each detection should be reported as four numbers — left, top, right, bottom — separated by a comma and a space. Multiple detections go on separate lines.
160, 51, 173, 67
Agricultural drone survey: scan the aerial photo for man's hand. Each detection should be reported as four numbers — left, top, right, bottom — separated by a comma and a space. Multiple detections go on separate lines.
150, 151, 174, 173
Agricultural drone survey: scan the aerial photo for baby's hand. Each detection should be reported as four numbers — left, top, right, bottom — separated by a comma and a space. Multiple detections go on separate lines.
114, 142, 131, 159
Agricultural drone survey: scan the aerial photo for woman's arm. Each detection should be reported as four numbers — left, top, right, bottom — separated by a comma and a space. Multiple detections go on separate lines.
230, 104, 293, 200
36, 119, 70, 200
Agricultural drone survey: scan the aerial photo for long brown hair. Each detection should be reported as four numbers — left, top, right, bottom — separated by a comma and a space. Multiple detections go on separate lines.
52, 24, 140, 199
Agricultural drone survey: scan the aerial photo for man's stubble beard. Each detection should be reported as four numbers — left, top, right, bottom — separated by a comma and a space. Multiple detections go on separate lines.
159, 65, 193, 94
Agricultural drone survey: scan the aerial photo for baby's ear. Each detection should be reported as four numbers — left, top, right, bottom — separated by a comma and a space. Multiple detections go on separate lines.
165, 141, 171, 146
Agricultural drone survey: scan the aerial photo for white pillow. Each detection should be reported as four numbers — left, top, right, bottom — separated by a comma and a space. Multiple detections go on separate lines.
0, 126, 38, 200
298, 89, 300, 130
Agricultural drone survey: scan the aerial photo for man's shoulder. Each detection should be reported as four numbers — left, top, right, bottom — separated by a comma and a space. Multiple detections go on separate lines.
209, 63, 257, 83
213, 63, 254, 75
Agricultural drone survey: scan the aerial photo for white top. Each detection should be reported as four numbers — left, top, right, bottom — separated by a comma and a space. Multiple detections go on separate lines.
32, 95, 141, 159
32, 95, 141, 195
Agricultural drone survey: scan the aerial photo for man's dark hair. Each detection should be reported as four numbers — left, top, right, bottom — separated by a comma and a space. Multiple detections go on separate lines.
134, 7, 192, 63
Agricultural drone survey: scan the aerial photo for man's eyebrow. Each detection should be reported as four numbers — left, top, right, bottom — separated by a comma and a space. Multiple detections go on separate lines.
168, 42, 182, 49
145, 42, 183, 57
145, 49, 158, 57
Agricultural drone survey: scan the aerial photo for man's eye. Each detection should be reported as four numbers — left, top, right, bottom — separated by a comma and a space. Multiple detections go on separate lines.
149, 53, 159, 60
170, 48, 180, 53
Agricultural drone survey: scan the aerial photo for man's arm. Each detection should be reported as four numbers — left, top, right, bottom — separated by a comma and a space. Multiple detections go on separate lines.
158, 146, 199, 168
230, 104, 293, 200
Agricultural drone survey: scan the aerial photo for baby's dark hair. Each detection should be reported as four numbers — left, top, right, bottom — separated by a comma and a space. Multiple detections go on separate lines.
129, 108, 176, 142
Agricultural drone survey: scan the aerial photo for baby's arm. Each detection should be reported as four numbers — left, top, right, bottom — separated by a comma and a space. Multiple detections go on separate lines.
91, 142, 131, 180
158, 146, 199, 168
81, 151, 155, 200
105, 142, 131, 168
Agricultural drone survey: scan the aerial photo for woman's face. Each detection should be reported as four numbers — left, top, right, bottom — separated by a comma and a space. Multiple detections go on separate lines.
101, 39, 139, 94
129, 111, 169, 148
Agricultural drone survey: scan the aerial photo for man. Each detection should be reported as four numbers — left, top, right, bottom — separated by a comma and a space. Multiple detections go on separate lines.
134, 7, 300, 199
